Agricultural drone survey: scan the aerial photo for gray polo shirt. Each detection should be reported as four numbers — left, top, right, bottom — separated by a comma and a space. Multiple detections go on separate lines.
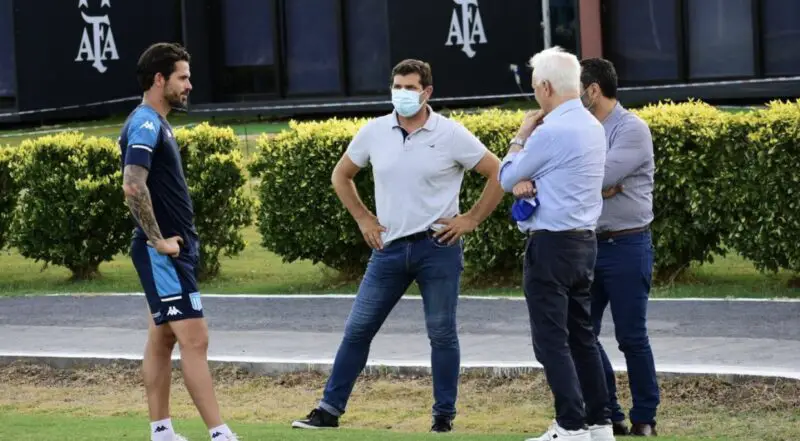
597, 103, 655, 233
346, 107, 489, 245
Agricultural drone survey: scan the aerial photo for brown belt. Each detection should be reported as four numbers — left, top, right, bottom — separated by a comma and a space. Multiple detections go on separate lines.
596, 226, 649, 241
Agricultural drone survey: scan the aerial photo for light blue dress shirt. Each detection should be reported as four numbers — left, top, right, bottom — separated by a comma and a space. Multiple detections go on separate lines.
499, 99, 607, 232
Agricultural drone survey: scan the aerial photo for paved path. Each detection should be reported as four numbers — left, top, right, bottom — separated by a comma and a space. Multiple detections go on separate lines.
0, 295, 798, 379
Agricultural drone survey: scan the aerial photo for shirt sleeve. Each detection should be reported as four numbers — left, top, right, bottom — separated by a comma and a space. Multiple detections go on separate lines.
344, 122, 373, 168
498, 127, 558, 191
602, 118, 653, 188
123, 113, 162, 170
451, 123, 489, 169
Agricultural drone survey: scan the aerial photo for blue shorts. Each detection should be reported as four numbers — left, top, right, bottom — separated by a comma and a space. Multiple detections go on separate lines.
131, 237, 204, 325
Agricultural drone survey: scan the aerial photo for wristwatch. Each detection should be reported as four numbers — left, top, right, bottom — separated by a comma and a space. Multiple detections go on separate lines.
509, 137, 526, 148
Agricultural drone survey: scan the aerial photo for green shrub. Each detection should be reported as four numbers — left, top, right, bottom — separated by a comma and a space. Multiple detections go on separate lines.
8, 132, 131, 280
249, 103, 746, 284
175, 122, 254, 280
448, 109, 528, 276
0, 146, 20, 250
632, 101, 736, 281
726, 100, 800, 275
249, 118, 371, 277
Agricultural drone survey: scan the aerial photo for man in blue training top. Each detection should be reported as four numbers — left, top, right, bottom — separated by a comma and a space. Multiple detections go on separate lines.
120, 42, 238, 441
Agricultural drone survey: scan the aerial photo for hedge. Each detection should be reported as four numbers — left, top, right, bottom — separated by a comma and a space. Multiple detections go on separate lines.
633, 101, 736, 281
726, 101, 800, 275
248, 102, 762, 282
175, 122, 254, 280
1, 124, 253, 281
7, 132, 132, 280
0, 146, 20, 250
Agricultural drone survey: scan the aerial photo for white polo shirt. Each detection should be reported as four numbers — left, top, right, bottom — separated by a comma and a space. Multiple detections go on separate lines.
346, 107, 489, 245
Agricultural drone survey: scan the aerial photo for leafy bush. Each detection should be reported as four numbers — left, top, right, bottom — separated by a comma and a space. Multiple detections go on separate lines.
726, 100, 800, 275
249, 111, 541, 279
8, 133, 131, 280
249, 103, 746, 283
249, 118, 371, 277
632, 101, 736, 281
0, 146, 20, 250
175, 122, 254, 280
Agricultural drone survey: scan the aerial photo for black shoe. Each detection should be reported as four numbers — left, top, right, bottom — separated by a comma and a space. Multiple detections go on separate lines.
613, 421, 630, 435
291, 408, 339, 429
631, 423, 657, 436
430, 416, 453, 433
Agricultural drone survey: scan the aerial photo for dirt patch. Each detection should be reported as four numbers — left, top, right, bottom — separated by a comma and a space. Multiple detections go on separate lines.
1, 362, 799, 439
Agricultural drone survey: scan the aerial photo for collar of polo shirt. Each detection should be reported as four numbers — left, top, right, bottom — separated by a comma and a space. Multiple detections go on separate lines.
391, 104, 440, 133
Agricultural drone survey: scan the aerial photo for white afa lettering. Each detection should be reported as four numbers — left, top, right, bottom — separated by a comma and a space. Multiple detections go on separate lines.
75, 0, 119, 74
444, 0, 487, 59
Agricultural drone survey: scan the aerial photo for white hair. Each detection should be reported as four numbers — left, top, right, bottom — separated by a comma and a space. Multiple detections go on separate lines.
528, 46, 581, 95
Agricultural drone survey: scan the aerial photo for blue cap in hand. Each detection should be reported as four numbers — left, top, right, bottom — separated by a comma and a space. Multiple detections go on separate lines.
511, 197, 539, 222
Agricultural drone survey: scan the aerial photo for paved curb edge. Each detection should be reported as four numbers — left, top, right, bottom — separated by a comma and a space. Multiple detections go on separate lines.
2, 354, 798, 382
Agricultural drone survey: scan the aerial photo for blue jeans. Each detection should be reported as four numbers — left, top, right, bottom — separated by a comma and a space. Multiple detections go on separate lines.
320, 232, 464, 418
591, 230, 660, 425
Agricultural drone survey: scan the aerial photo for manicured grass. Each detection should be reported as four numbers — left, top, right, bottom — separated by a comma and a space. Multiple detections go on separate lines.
0, 225, 797, 298
2, 363, 797, 441
0, 113, 290, 147
0, 413, 736, 441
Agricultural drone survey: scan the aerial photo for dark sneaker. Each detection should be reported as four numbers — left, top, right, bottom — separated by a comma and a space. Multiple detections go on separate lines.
612, 421, 630, 436
291, 408, 339, 429
630, 423, 657, 437
430, 416, 453, 433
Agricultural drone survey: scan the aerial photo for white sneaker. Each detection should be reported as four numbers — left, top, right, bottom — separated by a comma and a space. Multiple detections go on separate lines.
525, 421, 591, 441
173, 435, 189, 441
212, 434, 240, 441
588, 424, 616, 441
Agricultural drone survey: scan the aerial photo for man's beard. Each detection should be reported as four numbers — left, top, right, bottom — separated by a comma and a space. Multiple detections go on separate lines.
167, 92, 189, 112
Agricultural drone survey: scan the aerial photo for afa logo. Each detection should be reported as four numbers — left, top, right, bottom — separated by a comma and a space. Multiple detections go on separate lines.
444, 0, 487, 59
75, 0, 119, 73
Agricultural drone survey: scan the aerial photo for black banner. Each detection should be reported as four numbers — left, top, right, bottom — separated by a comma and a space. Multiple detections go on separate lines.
387, 0, 543, 99
13, 0, 182, 112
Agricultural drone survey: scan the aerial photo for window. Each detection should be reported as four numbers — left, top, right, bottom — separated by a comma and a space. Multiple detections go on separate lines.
762, 0, 800, 76
0, 0, 15, 98
549, 0, 578, 56
220, 0, 278, 96
604, 0, 680, 84
345, 0, 390, 94
687, 0, 755, 79
285, 0, 343, 95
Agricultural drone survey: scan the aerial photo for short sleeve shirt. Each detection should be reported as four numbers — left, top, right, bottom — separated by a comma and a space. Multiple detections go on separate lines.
119, 104, 197, 241
346, 107, 488, 245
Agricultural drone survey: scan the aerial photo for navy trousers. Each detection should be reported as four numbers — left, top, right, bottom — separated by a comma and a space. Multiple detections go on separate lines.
591, 230, 660, 425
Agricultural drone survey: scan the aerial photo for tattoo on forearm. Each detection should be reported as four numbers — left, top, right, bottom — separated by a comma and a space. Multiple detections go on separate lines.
123, 165, 163, 242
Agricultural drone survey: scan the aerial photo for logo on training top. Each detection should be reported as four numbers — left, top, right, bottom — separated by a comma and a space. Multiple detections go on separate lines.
445, 0, 487, 59
75, 0, 119, 74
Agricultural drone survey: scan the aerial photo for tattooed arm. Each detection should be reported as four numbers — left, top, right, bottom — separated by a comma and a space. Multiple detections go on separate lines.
122, 164, 164, 243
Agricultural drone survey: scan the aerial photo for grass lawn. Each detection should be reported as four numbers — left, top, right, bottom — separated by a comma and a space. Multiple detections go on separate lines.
1, 363, 797, 441
0, 413, 737, 441
0, 226, 797, 298
0, 112, 290, 147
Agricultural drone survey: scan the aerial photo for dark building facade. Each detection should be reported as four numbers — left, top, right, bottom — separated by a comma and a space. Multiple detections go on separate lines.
0, 0, 798, 124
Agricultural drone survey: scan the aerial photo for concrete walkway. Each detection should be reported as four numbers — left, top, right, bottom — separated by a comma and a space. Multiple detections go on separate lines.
0, 295, 798, 380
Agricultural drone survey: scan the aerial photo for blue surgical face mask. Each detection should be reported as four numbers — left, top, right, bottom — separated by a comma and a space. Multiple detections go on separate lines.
391, 88, 424, 117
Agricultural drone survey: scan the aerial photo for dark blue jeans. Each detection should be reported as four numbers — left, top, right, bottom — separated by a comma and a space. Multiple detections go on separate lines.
320, 233, 464, 418
523, 230, 610, 431
591, 230, 660, 425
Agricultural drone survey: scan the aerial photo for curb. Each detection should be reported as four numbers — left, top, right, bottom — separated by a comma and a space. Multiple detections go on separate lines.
22, 292, 800, 302
2, 354, 798, 383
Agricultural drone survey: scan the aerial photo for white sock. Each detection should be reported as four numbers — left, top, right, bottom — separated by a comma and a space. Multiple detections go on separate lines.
150, 418, 175, 441
210, 423, 232, 439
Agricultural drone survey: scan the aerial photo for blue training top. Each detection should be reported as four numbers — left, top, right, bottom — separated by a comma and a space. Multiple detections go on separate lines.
119, 104, 197, 242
